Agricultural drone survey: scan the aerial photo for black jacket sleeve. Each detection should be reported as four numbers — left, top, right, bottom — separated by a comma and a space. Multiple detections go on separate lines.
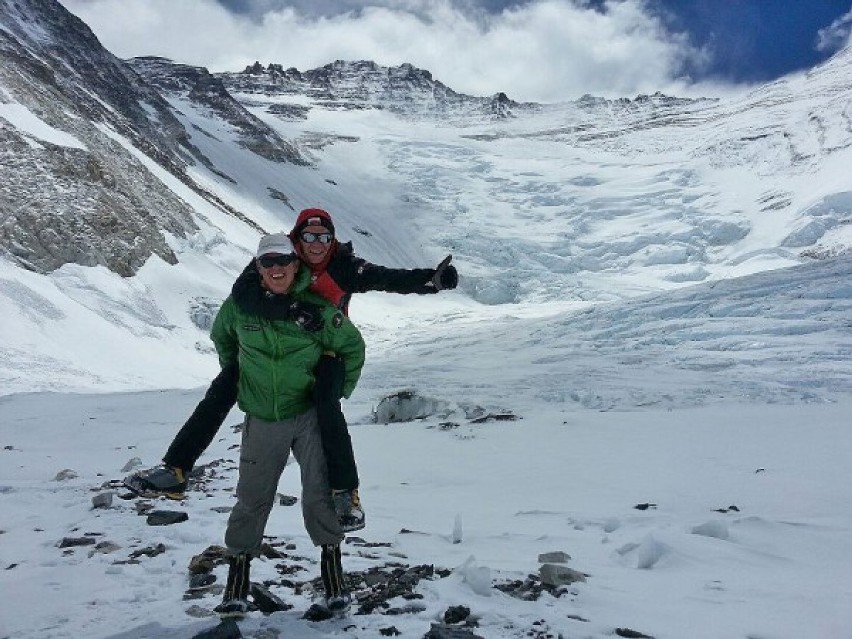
231, 259, 324, 330
329, 242, 439, 295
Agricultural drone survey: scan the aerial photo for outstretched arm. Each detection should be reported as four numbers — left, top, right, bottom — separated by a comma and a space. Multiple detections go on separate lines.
347, 254, 458, 294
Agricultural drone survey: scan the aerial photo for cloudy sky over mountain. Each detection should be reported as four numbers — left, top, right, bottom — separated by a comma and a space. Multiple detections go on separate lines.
61, 0, 852, 102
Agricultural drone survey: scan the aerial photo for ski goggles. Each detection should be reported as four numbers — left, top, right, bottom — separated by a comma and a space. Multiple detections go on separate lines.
257, 253, 299, 268
299, 231, 334, 245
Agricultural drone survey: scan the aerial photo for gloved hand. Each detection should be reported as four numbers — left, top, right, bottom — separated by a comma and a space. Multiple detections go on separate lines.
431, 255, 458, 291
288, 300, 324, 332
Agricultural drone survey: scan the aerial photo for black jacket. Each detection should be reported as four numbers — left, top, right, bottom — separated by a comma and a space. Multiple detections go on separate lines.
232, 241, 438, 322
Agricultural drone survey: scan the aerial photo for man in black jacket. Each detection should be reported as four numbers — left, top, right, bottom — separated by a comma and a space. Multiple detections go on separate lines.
125, 207, 458, 532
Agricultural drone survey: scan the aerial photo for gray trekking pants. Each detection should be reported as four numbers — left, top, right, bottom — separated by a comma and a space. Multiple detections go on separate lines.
224, 408, 343, 556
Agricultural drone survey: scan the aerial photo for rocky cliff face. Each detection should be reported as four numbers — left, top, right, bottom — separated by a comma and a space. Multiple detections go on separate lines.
129, 56, 305, 166
221, 59, 530, 120
0, 0, 200, 274
0, 0, 303, 276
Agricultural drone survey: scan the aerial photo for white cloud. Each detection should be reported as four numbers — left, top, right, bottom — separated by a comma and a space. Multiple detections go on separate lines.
60, 0, 711, 102
815, 7, 852, 54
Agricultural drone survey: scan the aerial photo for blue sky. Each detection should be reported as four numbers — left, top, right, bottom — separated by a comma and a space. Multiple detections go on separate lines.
63, 0, 852, 101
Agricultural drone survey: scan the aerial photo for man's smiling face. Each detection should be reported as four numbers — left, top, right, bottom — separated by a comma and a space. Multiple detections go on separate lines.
257, 253, 299, 295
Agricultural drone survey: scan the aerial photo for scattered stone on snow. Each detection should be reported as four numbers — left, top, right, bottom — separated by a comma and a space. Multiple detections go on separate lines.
6, 563, 19, 570
424, 623, 485, 639
469, 412, 518, 424
210, 505, 232, 513
540, 563, 587, 587
494, 573, 573, 601
88, 541, 121, 557
129, 543, 167, 559
184, 604, 217, 619
54, 469, 78, 481
134, 501, 155, 515
188, 573, 217, 590
372, 390, 452, 424
443, 605, 472, 624
250, 582, 293, 614
379, 627, 402, 636
190, 619, 243, 638
277, 493, 298, 506
189, 545, 228, 574
58, 536, 97, 548
714, 504, 740, 513
616, 627, 655, 638
146, 510, 188, 526
302, 603, 334, 621
537, 551, 571, 564
92, 492, 114, 509
633, 502, 657, 510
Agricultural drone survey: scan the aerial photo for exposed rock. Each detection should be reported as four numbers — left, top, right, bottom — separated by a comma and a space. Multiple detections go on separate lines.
189, 545, 228, 574
372, 390, 452, 424
146, 510, 188, 526
278, 494, 298, 506
302, 603, 334, 621
424, 624, 485, 639
58, 536, 96, 548
129, 543, 166, 559
537, 551, 571, 564
91, 492, 114, 509
53, 469, 78, 481
88, 541, 121, 557
250, 582, 293, 613
616, 628, 655, 638
443, 605, 471, 624
539, 563, 587, 587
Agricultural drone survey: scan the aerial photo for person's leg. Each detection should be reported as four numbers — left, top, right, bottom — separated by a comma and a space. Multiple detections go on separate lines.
224, 415, 295, 557
163, 363, 240, 471
291, 407, 346, 546
312, 354, 364, 531
321, 542, 350, 612
124, 365, 239, 496
312, 354, 358, 490
290, 407, 349, 610
217, 552, 252, 618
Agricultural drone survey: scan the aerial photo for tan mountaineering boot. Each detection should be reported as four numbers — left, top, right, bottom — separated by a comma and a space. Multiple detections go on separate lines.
332, 488, 365, 532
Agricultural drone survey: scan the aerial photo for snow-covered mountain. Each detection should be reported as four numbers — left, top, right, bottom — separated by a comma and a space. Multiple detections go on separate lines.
1, 0, 851, 392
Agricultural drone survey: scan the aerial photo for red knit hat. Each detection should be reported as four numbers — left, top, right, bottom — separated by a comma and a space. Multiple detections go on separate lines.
291, 208, 335, 237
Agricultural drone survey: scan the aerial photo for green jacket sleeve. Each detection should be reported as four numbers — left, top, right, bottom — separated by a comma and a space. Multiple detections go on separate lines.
210, 297, 239, 368
317, 308, 366, 399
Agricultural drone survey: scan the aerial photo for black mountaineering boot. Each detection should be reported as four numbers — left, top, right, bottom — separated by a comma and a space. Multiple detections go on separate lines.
320, 543, 351, 613
215, 553, 252, 619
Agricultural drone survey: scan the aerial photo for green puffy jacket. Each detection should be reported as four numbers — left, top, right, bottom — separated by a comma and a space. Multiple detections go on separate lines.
210, 267, 366, 421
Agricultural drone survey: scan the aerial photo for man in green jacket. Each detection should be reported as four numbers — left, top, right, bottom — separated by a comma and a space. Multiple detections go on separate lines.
210, 232, 366, 618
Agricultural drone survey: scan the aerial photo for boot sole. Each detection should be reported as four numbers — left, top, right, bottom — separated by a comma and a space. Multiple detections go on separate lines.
122, 479, 186, 500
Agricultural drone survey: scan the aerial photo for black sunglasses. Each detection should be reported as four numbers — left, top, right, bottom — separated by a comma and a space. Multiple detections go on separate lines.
300, 231, 334, 244
258, 253, 298, 268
